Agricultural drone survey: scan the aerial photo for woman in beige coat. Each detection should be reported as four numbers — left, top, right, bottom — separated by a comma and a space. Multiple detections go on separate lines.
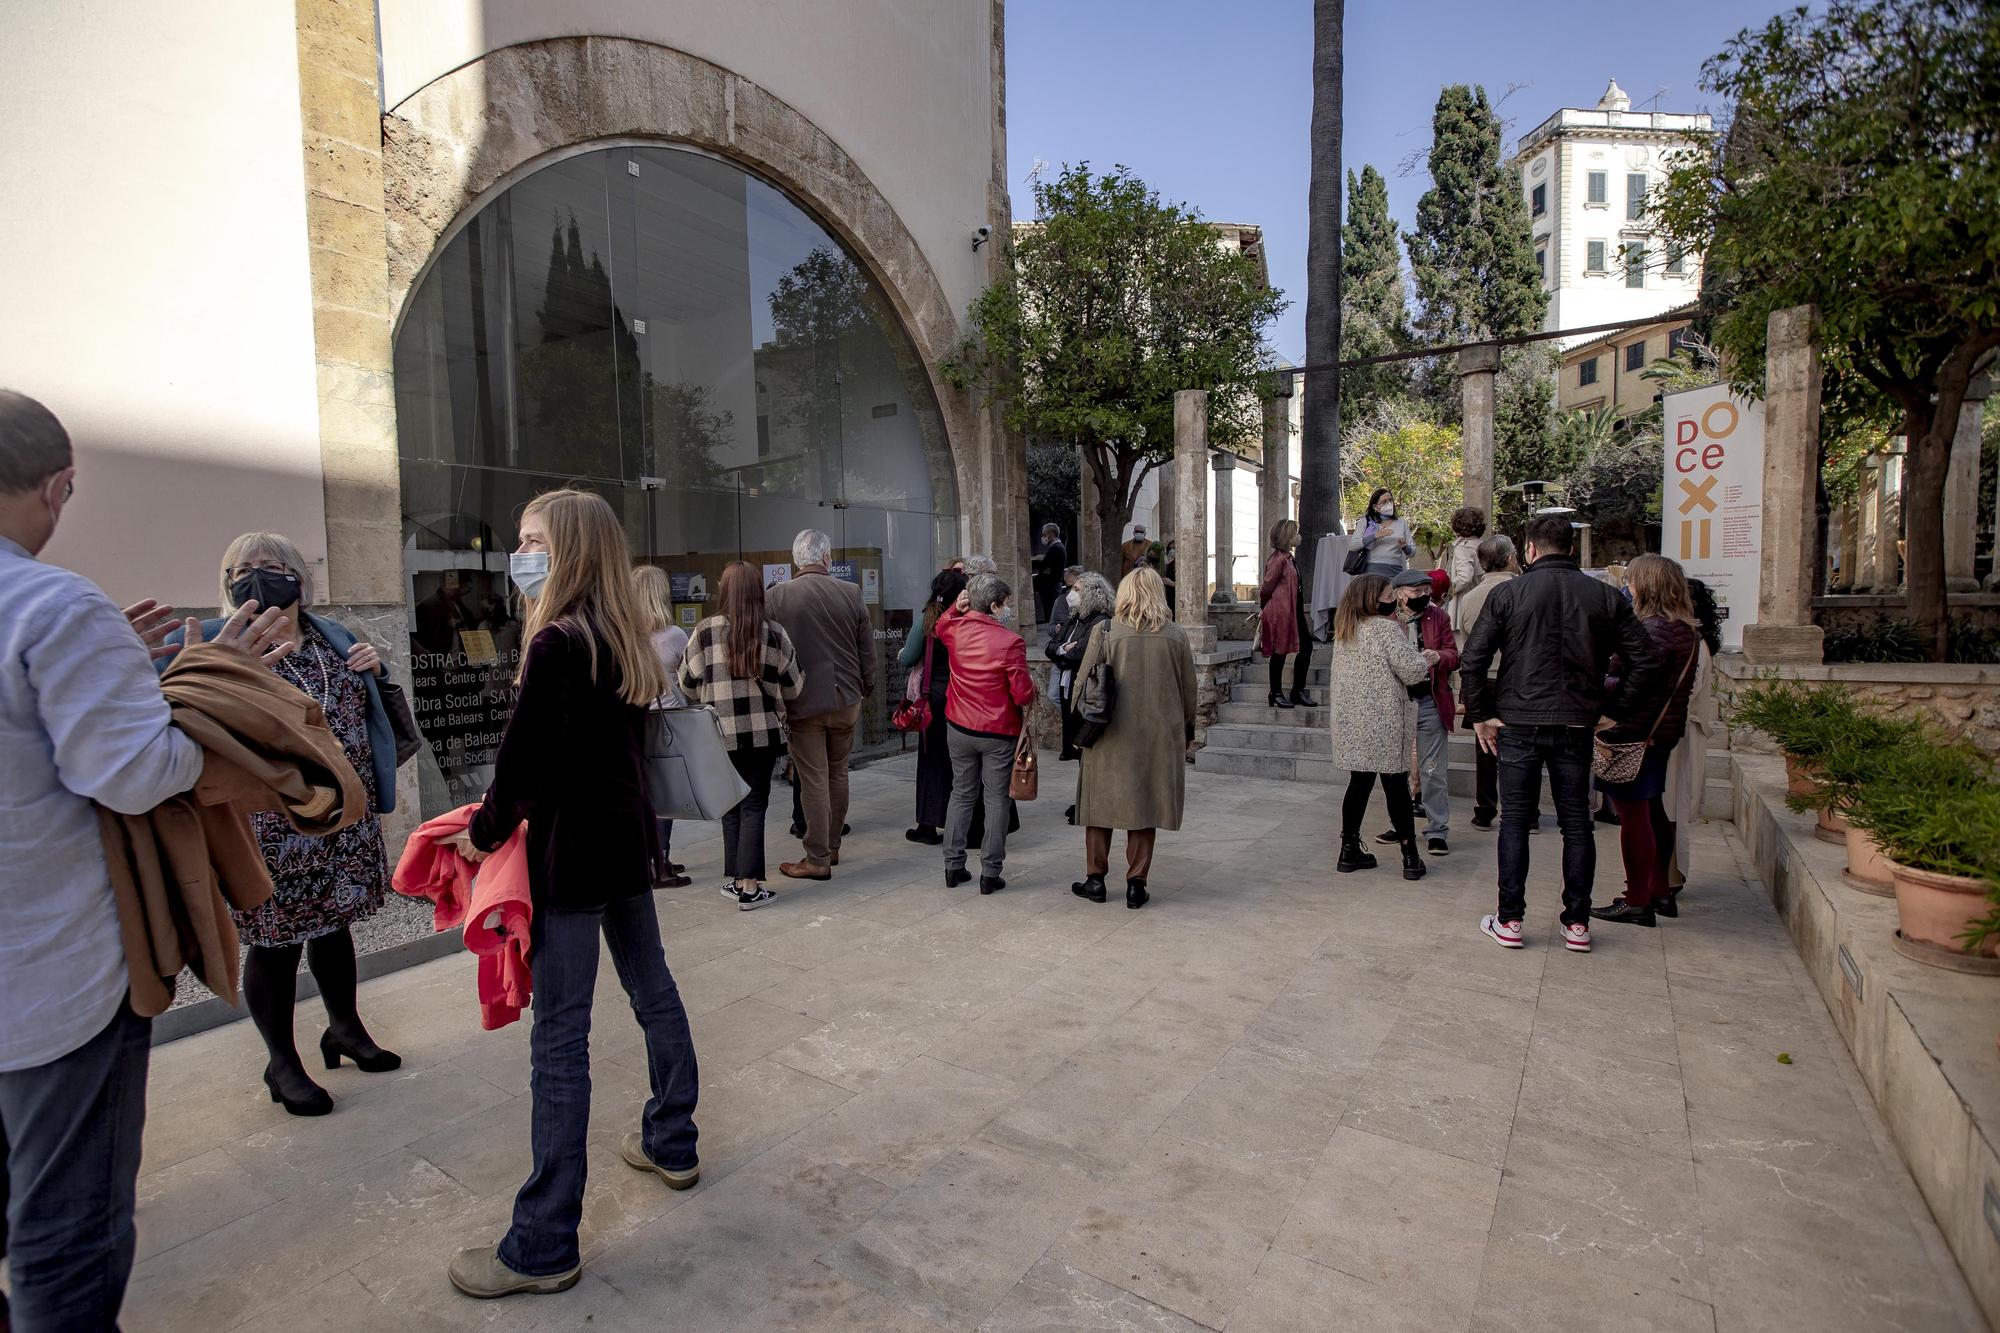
1328, 573, 1437, 881
1070, 568, 1197, 909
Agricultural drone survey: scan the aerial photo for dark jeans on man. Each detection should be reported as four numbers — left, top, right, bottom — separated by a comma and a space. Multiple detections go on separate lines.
1496, 724, 1597, 926
0, 1001, 151, 1332
722, 743, 782, 882
498, 893, 699, 1277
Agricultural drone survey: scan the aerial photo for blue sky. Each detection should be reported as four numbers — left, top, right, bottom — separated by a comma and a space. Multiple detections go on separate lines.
1004, 0, 1795, 362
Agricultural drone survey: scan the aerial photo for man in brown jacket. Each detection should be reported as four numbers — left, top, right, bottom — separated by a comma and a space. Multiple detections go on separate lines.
764, 529, 875, 878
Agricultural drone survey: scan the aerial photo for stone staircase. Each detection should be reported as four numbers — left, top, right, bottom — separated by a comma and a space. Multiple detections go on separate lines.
1194, 658, 1737, 818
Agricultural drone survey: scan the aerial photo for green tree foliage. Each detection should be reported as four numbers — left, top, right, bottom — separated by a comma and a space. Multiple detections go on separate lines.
1405, 84, 1547, 410
1340, 165, 1411, 424
1027, 439, 1081, 548
1339, 402, 1463, 559
944, 164, 1286, 575
1653, 0, 2000, 659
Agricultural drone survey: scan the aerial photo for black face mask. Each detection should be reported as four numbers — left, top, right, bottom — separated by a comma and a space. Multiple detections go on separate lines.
229, 568, 302, 612
1407, 595, 1431, 615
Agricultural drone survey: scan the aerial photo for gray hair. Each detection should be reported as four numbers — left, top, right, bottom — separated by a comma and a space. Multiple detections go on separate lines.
0, 389, 72, 494
220, 531, 314, 609
960, 553, 998, 576
1041, 522, 1061, 539
1070, 571, 1114, 620
1477, 533, 1516, 572
792, 529, 833, 569
966, 572, 1011, 614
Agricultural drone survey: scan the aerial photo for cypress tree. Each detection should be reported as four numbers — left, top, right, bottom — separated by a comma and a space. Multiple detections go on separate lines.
1405, 84, 1546, 357
1339, 164, 1411, 422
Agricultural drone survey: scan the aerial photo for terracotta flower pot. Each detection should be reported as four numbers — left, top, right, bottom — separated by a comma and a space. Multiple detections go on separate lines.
1843, 827, 1895, 895
1889, 860, 2000, 959
1784, 754, 1823, 800
1814, 804, 1849, 845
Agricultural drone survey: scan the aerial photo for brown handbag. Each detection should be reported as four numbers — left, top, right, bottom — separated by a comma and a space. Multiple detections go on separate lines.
1009, 730, 1039, 801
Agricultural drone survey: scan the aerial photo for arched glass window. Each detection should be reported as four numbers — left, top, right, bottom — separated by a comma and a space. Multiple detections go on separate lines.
393, 144, 956, 812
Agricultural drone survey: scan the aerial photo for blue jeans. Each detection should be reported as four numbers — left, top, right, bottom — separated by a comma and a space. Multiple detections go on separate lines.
1496, 725, 1597, 926
498, 892, 699, 1276
0, 1001, 150, 1332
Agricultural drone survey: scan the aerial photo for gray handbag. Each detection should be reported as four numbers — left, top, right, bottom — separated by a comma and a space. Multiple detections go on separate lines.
643, 706, 751, 820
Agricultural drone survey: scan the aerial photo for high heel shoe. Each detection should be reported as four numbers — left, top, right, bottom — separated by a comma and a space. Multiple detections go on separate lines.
1268, 692, 1296, 710
1289, 690, 1318, 708
263, 1062, 334, 1116
320, 1029, 402, 1073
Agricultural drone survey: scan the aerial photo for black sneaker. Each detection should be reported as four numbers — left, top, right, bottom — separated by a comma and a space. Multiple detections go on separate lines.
1470, 813, 1494, 830
736, 886, 777, 911
1427, 837, 1449, 856
1374, 828, 1400, 844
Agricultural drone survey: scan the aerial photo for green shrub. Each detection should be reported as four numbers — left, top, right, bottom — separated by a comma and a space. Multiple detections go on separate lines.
1822, 620, 1926, 664
1727, 681, 1863, 761
1842, 740, 2000, 948
1782, 709, 1930, 816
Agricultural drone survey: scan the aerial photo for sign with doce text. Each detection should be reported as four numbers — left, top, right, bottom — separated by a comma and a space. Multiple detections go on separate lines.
1662, 385, 1764, 651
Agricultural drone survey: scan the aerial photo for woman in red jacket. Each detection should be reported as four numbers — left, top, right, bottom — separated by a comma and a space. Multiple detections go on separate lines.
934, 572, 1036, 895
443, 490, 701, 1301
1257, 519, 1317, 709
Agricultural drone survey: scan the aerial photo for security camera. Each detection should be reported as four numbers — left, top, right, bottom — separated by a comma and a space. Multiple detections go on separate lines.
971, 224, 993, 251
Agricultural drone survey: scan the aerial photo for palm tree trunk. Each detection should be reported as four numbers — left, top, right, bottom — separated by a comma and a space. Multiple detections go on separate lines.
1300, 0, 1344, 598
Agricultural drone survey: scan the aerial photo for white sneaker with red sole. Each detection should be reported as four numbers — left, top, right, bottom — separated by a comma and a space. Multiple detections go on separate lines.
1480, 915, 1524, 949
1562, 922, 1592, 952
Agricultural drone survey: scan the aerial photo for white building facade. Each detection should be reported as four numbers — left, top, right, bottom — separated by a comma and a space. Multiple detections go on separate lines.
1511, 80, 1711, 347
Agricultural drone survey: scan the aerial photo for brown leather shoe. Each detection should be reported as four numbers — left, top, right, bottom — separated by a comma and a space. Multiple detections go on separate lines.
780, 860, 832, 880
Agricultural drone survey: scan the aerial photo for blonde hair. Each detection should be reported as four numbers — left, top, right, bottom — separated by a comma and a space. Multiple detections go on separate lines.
220, 531, 314, 609
1114, 567, 1170, 633
632, 565, 672, 634
1625, 553, 1697, 627
516, 489, 668, 705
1270, 518, 1300, 553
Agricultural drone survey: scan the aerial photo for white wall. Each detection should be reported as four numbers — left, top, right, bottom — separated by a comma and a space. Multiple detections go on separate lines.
376, 0, 1000, 319
0, 1, 328, 606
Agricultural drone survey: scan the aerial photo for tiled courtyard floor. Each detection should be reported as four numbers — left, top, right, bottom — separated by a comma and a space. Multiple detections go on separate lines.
126, 756, 1984, 1331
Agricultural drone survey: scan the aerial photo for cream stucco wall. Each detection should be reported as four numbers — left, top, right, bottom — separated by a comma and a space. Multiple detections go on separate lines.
0, 0, 329, 606
376, 0, 999, 318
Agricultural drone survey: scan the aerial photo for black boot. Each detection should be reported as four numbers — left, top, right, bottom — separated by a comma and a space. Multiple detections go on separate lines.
1072, 874, 1107, 903
1126, 878, 1150, 909
979, 874, 1006, 896
1268, 692, 1295, 710
1655, 892, 1680, 919
1336, 834, 1377, 873
1400, 838, 1427, 881
1290, 689, 1318, 708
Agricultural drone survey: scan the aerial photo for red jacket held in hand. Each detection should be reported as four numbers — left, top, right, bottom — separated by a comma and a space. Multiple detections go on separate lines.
935, 607, 1035, 737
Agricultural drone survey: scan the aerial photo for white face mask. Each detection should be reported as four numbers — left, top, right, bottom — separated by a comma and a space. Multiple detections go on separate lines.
508, 551, 550, 598
1067, 589, 1081, 610
1378, 503, 1396, 519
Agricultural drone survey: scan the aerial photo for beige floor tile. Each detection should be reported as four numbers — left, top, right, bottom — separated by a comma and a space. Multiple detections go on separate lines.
1053, 1131, 1306, 1329
1340, 1039, 1524, 1169
1274, 1126, 1499, 1323
980, 1254, 1211, 1332
1159, 1044, 1352, 1174
1468, 1237, 1716, 1333
783, 1054, 1018, 1188
1225, 1247, 1473, 1333
134, 1147, 281, 1263
1514, 1033, 1689, 1162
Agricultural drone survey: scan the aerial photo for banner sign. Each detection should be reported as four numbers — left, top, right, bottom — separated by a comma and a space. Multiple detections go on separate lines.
1662, 385, 1764, 651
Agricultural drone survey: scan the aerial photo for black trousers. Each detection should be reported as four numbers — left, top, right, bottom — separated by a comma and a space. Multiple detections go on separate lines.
1341, 770, 1414, 843
1268, 599, 1313, 697
723, 743, 782, 881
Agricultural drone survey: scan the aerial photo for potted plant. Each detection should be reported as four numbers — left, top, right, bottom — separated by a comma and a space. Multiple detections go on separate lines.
1785, 711, 1929, 893
1844, 741, 2000, 969
1729, 681, 1862, 839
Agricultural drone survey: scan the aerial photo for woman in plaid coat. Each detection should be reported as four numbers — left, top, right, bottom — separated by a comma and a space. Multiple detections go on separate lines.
679, 561, 805, 909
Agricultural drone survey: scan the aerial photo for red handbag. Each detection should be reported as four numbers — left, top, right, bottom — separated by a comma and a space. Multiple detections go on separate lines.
892, 631, 934, 733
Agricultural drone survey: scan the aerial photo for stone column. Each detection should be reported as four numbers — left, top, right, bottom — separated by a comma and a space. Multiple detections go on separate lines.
1831, 500, 1858, 592
1173, 391, 1214, 650
1880, 452, 1903, 590
1857, 456, 1884, 591
1458, 344, 1501, 518
1078, 450, 1104, 578
1945, 376, 1992, 591
1741, 304, 1825, 665
1260, 389, 1292, 563
1210, 450, 1237, 605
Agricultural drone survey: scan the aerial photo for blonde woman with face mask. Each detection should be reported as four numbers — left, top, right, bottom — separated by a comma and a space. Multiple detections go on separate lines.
445, 489, 701, 1301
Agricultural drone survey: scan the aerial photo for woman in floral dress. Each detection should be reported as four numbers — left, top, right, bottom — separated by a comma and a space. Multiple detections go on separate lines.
176, 532, 404, 1115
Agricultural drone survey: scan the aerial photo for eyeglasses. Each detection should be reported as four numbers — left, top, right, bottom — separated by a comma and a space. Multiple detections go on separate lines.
227, 561, 296, 580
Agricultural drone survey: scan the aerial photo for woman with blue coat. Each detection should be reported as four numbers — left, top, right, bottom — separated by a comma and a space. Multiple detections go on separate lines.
165, 532, 402, 1115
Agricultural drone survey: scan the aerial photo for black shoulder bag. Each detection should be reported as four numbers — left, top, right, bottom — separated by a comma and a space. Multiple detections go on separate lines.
1072, 623, 1117, 749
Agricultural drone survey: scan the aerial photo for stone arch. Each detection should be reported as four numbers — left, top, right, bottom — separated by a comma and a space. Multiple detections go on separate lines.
381, 35, 974, 518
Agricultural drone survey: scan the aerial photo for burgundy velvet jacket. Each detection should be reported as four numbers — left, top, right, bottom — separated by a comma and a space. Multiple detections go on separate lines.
470, 623, 655, 910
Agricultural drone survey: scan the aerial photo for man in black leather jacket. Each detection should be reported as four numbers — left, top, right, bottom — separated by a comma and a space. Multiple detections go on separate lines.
1459, 515, 1661, 953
